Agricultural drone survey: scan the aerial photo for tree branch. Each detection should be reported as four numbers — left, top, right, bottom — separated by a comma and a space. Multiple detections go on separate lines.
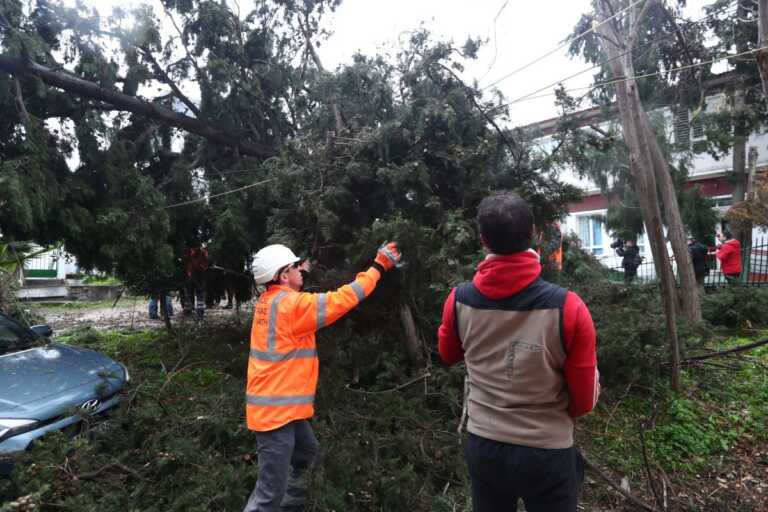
434, 61, 520, 155
162, 5, 205, 82
0, 55, 275, 158
297, 14, 344, 135
679, 338, 768, 364
583, 454, 661, 512
140, 47, 203, 120
12, 77, 32, 125
629, 0, 656, 50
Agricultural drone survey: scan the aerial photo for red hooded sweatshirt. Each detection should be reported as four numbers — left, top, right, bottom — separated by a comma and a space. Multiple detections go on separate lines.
437, 250, 599, 418
716, 239, 741, 276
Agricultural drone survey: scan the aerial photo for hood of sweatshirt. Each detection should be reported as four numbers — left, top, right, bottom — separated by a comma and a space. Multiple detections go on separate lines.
472, 249, 542, 299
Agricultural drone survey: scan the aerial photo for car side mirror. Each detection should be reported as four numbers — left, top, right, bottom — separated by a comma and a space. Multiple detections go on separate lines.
30, 325, 53, 338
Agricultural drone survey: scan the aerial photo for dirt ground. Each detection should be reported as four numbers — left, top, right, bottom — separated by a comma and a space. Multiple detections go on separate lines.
36, 297, 254, 332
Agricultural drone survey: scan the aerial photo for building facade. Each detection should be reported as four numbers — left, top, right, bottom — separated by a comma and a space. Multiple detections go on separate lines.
526, 93, 768, 275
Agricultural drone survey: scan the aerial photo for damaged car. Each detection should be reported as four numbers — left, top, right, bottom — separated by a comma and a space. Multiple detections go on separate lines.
0, 311, 129, 476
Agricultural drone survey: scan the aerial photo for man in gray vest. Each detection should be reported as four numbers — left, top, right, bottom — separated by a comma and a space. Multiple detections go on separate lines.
437, 192, 600, 512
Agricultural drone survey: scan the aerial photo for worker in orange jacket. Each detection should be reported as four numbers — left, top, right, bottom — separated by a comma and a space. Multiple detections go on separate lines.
537, 222, 563, 272
243, 241, 401, 512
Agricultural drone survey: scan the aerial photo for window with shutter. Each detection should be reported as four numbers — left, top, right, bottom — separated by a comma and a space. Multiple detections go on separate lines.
691, 111, 706, 152
674, 106, 690, 147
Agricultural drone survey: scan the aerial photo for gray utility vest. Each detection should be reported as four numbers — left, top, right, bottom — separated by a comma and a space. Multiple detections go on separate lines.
454, 278, 574, 449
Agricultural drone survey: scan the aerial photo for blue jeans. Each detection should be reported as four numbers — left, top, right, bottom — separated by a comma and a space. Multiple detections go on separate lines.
243, 420, 319, 512
148, 296, 173, 318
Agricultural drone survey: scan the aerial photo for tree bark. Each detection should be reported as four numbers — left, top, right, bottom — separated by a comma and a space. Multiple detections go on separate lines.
399, 303, 425, 366
0, 55, 275, 159
642, 114, 702, 323
757, 0, 768, 97
596, 0, 682, 390
731, 85, 748, 247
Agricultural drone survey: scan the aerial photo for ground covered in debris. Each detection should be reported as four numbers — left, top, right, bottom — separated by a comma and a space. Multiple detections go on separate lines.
1, 289, 767, 511
33, 297, 253, 332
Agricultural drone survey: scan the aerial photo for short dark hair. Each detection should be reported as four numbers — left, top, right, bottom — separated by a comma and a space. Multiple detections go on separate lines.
723, 230, 733, 240
476, 192, 534, 254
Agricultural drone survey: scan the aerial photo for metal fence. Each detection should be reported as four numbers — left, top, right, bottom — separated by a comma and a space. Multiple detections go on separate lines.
608, 236, 768, 287
22, 246, 69, 279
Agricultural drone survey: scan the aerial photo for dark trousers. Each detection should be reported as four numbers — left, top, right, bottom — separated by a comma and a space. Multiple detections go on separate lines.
465, 432, 584, 512
182, 282, 206, 318
243, 420, 320, 512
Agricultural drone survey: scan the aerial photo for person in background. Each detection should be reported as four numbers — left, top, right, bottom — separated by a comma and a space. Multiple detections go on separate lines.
687, 235, 709, 294
537, 221, 563, 272
243, 241, 401, 512
148, 295, 173, 320
437, 192, 599, 512
612, 239, 642, 284
183, 245, 209, 319
716, 231, 742, 284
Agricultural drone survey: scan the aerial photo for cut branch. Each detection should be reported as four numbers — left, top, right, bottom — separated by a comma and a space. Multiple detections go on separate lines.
0, 55, 275, 158
679, 338, 768, 364
583, 454, 661, 512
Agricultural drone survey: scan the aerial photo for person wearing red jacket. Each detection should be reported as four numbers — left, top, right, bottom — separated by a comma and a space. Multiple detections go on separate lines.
183, 245, 209, 319
437, 192, 599, 512
716, 231, 742, 282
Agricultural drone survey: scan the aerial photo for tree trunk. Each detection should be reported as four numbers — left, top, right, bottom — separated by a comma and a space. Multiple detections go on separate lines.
620, 85, 682, 391
596, 1, 682, 390
399, 303, 425, 366
743, 146, 758, 278
641, 114, 702, 324
758, 0, 768, 97
731, 85, 748, 247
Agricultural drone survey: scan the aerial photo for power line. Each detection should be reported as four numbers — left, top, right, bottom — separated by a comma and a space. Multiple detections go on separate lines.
493, 44, 767, 112
164, 170, 301, 209
164, 49, 760, 209
478, 0, 511, 82
479, 0, 646, 91
503, 2, 739, 108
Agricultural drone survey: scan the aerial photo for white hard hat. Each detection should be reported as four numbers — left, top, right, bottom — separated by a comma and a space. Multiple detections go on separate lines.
252, 244, 301, 284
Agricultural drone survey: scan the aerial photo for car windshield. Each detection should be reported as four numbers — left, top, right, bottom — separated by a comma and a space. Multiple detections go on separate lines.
0, 315, 45, 355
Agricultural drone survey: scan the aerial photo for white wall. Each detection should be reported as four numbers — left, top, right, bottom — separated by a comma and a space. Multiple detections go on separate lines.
538, 94, 768, 192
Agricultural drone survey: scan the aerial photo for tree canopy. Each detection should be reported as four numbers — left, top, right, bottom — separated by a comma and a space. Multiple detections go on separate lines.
0, 0, 579, 344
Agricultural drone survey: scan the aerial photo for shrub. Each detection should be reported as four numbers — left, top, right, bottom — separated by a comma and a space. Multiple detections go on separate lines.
702, 286, 768, 328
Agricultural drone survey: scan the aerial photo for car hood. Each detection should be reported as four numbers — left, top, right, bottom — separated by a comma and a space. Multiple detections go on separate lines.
0, 343, 126, 419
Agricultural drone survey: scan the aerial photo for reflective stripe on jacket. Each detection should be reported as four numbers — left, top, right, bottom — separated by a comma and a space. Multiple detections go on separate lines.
246, 267, 381, 432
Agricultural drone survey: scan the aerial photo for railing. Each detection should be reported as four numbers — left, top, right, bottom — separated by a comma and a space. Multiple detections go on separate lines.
608, 236, 768, 287
22, 246, 62, 279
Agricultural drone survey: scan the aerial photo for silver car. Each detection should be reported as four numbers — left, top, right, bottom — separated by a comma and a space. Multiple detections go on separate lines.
0, 311, 129, 475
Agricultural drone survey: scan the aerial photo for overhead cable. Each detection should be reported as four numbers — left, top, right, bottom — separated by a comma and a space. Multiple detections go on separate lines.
488, 44, 766, 113
479, 0, 646, 91
164, 170, 300, 209
504, 2, 739, 107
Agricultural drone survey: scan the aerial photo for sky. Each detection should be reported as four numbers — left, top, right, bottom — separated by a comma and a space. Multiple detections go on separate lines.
316, 0, 597, 126
70, 0, 711, 127
315, 0, 710, 126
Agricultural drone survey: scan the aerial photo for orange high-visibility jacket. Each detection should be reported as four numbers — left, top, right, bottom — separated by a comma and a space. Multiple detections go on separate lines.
537, 223, 563, 271
246, 267, 382, 432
